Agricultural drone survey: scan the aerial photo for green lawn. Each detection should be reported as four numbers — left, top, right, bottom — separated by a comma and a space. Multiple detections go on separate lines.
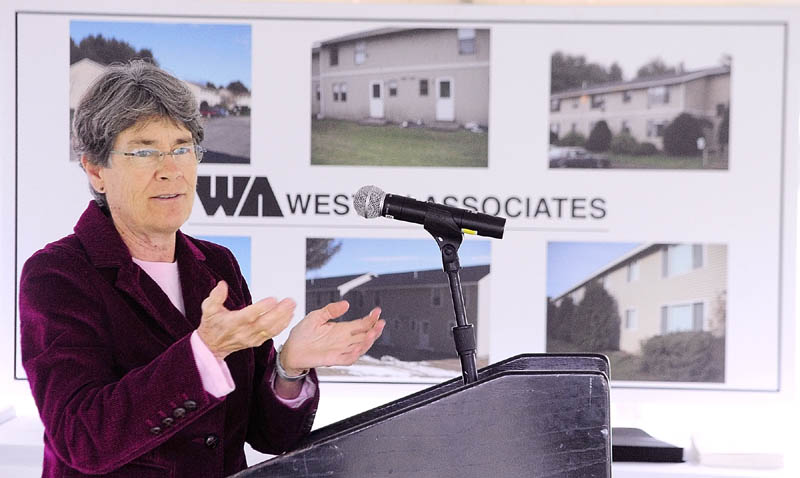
607, 153, 728, 170
311, 119, 488, 167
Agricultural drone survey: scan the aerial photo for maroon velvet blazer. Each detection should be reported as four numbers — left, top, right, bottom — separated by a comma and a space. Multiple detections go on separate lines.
19, 202, 319, 477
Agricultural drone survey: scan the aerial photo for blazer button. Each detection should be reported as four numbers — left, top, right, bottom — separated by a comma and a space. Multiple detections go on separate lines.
173, 407, 186, 418
205, 434, 219, 449
184, 400, 198, 411
149, 426, 162, 435
162, 417, 175, 427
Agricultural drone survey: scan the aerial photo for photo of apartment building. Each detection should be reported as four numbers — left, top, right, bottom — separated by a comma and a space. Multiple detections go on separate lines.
306, 265, 491, 364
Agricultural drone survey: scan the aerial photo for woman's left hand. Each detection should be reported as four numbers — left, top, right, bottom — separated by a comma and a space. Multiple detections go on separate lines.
279, 301, 385, 375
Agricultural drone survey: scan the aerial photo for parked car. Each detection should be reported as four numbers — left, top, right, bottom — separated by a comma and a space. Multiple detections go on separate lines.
548, 146, 610, 168
200, 106, 229, 118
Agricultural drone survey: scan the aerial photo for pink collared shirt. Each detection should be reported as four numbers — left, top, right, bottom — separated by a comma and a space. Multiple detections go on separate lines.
133, 257, 315, 405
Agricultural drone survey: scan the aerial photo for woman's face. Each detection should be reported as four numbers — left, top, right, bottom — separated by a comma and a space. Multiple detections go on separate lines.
96, 116, 198, 239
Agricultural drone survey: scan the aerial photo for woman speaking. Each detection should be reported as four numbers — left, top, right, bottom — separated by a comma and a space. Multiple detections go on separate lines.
19, 60, 385, 477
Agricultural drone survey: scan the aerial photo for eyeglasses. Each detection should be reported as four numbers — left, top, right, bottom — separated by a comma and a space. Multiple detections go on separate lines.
110, 144, 206, 167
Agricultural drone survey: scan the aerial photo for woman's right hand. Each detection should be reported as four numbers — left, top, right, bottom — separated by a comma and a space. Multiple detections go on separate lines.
196, 281, 296, 360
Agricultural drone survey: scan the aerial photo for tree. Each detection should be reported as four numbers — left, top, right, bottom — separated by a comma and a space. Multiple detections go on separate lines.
306, 238, 342, 270
550, 51, 626, 94
226, 80, 250, 95
554, 296, 576, 343
70, 34, 157, 66
205, 82, 218, 90
636, 57, 678, 79
663, 113, 704, 156
586, 120, 612, 152
573, 280, 620, 352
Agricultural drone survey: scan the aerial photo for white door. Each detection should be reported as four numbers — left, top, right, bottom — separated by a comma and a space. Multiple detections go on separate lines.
435, 77, 455, 122
369, 81, 384, 118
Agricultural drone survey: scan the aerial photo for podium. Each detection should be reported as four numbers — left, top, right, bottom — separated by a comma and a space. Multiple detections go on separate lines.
232, 354, 612, 478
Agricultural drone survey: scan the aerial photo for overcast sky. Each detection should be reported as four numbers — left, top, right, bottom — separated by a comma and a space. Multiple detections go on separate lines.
550, 23, 731, 80
306, 238, 491, 279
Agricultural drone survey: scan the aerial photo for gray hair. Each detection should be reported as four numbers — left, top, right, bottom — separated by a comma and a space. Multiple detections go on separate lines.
71, 60, 204, 206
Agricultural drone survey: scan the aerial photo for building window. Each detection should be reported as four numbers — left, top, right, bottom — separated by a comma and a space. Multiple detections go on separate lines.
457, 28, 476, 55
388, 80, 398, 97
432, 288, 442, 307
315, 86, 320, 102
591, 94, 605, 109
661, 302, 704, 333
422, 321, 430, 334
410, 320, 417, 331
622, 90, 632, 103
340, 83, 347, 102
572, 99, 579, 109
419, 79, 429, 96
354, 41, 366, 65
550, 98, 561, 112
625, 309, 638, 330
647, 120, 668, 138
332, 83, 340, 102
663, 244, 703, 277
329, 47, 339, 66
627, 260, 640, 282
647, 86, 670, 106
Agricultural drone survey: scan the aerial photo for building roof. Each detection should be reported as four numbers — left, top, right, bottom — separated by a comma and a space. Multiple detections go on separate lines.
316, 28, 414, 47
551, 65, 731, 100
307, 264, 491, 291
552, 244, 665, 301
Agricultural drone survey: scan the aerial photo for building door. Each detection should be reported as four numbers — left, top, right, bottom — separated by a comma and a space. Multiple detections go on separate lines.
419, 321, 431, 350
435, 77, 455, 121
369, 81, 384, 118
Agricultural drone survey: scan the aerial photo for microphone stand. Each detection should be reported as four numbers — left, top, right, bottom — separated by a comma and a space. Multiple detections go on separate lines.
423, 206, 479, 385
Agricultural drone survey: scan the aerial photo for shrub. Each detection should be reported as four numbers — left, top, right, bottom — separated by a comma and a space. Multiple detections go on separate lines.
610, 131, 638, 155
634, 142, 658, 156
586, 120, 612, 152
663, 113, 704, 156
556, 131, 586, 147
549, 130, 559, 145
640, 331, 725, 382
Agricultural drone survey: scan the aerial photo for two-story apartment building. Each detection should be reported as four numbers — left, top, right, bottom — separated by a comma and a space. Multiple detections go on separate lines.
549, 66, 730, 152
552, 243, 727, 354
311, 28, 490, 127
306, 265, 491, 361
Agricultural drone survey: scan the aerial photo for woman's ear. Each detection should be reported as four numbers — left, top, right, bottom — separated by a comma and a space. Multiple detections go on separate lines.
81, 155, 105, 193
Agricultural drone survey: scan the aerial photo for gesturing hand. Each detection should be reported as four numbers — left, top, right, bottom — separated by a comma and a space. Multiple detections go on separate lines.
196, 281, 296, 360
280, 301, 385, 375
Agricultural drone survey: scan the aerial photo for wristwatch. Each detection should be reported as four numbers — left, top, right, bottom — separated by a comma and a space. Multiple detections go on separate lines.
276, 344, 309, 382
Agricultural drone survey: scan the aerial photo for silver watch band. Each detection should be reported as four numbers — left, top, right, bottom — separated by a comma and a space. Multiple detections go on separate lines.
275, 344, 309, 382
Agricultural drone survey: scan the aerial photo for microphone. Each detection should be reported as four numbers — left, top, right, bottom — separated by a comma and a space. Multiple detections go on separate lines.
353, 185, 505, 239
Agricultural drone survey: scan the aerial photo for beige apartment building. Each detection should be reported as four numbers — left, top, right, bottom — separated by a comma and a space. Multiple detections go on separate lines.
69, 57, 250, 113
312, 28, 490, 127
553, 243, 727, 354
549, 66, 730, 151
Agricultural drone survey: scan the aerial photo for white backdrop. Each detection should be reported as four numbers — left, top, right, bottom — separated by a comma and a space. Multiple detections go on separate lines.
2, 0, 798, 453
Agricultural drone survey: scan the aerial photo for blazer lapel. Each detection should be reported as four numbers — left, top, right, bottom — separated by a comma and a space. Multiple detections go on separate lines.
175, 232, 219, 329
74, 201, 201, 342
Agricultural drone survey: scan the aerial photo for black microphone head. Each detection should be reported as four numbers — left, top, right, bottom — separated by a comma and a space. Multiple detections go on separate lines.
353, 185, 385, 218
